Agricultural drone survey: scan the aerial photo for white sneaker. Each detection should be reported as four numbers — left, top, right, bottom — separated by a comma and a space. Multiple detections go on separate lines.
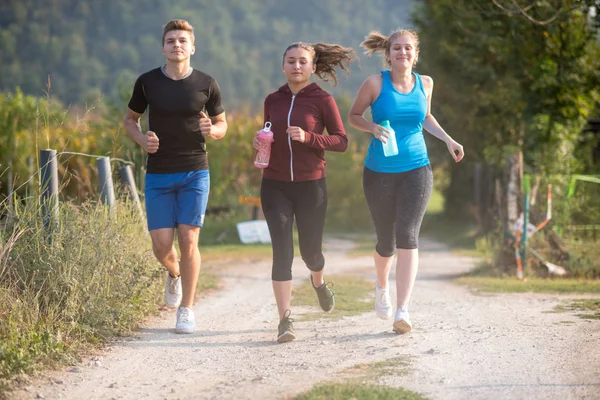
164, 272, 182, 308
175, 306, 195, 334
393, 306, 412, 334
375, 283, 392, 320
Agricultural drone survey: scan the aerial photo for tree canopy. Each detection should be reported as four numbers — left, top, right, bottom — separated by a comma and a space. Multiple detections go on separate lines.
0, 0, 413, 109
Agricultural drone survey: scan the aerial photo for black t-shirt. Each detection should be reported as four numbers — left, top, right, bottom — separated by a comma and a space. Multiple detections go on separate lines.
128, 67, 225, 173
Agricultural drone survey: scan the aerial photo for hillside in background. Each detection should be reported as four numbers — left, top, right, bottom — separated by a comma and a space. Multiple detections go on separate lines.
0, 0, 414, 109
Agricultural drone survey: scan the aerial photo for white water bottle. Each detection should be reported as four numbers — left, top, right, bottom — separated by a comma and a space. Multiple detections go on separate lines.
380, 120, 398, 157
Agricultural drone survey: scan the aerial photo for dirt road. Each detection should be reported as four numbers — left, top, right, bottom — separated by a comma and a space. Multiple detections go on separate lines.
12, 237, 600, 400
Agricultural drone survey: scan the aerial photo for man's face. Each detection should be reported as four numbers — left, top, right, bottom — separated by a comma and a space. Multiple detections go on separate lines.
162, 30, 195, 62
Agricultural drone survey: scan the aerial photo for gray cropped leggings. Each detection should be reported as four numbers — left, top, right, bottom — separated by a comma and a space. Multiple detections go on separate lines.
363, 165, 433, 256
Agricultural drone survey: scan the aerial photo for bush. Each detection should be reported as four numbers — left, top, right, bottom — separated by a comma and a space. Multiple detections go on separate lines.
0, 198, 163, 386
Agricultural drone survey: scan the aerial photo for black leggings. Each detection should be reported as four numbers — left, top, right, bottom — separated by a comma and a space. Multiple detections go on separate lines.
261, 178, 327, 281
363, 165, 433, 256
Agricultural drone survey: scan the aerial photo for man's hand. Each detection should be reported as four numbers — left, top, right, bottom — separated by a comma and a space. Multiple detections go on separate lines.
144, 131, 159, 153
200, 111, 213, 138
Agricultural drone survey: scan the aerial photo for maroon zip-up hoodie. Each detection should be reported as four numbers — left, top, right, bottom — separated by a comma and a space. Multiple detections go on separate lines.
262, 83, 348, 182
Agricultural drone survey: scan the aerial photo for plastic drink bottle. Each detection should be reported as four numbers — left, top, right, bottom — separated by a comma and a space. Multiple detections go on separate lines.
254, 122, 274, 168
380, 120, 398, 157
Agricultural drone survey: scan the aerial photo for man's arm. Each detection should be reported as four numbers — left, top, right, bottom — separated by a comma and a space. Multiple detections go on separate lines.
123, 108, 158, 153
199, 111, 227, 140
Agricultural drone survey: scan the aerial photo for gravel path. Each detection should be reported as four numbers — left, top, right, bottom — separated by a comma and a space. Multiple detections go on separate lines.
12, 236, 600, 400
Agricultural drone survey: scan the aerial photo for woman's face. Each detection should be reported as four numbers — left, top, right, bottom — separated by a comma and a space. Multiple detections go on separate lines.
387, 34, 418, 70
282, 47, 316, 85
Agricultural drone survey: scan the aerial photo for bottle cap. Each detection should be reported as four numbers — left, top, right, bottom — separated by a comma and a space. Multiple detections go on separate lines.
263, 122, 272, 131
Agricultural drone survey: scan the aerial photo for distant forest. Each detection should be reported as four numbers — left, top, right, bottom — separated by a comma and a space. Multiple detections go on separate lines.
0, 0, 414, 110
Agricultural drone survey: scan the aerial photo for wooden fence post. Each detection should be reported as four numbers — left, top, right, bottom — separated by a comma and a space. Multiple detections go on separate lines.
119, 165, 143, 218
97, 157, 115, 209
40, 149, 59, 232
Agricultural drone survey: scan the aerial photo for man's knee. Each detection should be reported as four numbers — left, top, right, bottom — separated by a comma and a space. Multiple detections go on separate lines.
178, 226, 201, 255
152, 240, 173, 260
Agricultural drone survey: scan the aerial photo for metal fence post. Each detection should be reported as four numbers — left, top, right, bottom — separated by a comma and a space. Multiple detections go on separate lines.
7, 162, 14, 225
521, 174, 531, 271
27, 156, 34, 197
119, 165, 143, 218
97, 157, 115, 209
40, 149, 59, 232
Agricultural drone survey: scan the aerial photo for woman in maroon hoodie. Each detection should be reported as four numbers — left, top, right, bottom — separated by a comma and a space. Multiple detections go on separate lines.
256, 42, 356, 343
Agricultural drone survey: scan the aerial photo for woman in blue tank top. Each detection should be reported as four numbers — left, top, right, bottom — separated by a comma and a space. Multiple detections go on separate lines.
348, 28, 464, 334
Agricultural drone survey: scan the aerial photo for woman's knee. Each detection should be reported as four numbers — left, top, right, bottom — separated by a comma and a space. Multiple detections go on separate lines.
375, 237, 396, 257
272, 266, 293, 281
302, 252, 325, 272
395, 233, 418, 250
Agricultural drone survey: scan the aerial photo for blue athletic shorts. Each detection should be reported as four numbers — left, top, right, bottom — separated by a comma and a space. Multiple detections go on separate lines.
144, 170, 210, 231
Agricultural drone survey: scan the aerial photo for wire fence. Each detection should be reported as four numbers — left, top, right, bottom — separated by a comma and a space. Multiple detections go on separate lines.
1, 149, 143, 231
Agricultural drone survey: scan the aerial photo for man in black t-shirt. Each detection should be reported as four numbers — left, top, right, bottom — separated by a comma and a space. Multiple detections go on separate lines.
124, 19, 227, 334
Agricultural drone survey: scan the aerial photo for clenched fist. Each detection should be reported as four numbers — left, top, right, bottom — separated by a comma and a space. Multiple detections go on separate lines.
199, 111, 213, 138
287, 126, 306, 143
144, 131, 159, 153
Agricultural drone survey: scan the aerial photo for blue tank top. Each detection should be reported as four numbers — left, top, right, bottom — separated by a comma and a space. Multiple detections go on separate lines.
365, 71, 429, 173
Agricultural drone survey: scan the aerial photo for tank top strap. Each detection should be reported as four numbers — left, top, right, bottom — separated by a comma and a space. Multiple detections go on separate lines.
414, 72, 426, 96
381, 70, 393, 91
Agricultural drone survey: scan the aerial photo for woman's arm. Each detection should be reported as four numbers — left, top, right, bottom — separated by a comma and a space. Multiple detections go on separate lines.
299, 96, 348, 152
421, 75, 464, 162
348, 75, 379, 134
348, 75, 391, 143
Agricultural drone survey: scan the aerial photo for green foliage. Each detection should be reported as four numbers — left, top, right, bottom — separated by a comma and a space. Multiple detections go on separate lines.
564, 241, 600, 279
412, 0, 600, 218
0, 199, 163, 384
552, 298, 600, 320
455, 275, 600, 294
325, 93, 374, 231
0, 0, 413, 109
294, 383, 427, 400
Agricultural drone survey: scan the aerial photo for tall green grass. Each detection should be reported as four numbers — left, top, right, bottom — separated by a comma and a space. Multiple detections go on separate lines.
0, 199, 163, 390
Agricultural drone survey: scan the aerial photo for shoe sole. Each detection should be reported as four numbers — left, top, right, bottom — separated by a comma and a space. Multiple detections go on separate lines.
393, 320, 412, 334
175, 327, 195, 334
277, 331, 296, 343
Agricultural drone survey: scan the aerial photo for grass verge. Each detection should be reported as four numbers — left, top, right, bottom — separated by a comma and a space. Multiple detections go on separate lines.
0, 201, 163, 396
295, 356, 423, 400
292, 275, 373, 321
455, 275, 600, 294
293, 383, 427, 400
549, 299, 600, 320
348, 356, 412, 380
201, 243, 272, 262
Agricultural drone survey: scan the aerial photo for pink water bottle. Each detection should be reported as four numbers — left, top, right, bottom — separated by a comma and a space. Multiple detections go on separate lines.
254, 122, 273, 168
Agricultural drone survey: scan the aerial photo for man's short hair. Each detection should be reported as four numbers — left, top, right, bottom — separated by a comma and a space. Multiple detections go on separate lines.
162, 19, 195, 45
